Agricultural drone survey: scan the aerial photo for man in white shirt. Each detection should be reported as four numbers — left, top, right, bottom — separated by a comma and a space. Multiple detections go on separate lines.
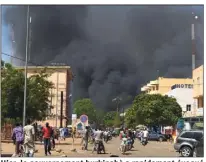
142, 128, 149, 143
94, 129, 103, 141
24, 119, 35, 157
143, 128, 149, 138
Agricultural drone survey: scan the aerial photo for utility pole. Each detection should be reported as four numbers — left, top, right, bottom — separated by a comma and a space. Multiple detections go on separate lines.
60, 91, 63, 128
55, 71, 59, 127
23, 5, 30, 127
191, 12, 199, 71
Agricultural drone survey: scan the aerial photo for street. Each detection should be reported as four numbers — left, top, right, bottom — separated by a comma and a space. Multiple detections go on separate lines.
1, 137, 178, 157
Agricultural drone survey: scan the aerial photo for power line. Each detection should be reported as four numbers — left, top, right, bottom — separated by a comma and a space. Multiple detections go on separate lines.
2, 52, 41, 66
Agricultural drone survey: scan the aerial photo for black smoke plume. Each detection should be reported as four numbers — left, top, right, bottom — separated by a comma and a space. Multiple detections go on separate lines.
3, 5, 204, 111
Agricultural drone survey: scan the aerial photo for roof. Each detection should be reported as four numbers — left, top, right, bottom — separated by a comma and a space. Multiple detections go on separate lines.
15, 66, 71, 70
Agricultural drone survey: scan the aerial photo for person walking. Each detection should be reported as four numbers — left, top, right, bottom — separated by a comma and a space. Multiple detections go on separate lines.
23, 119, 35, 157
83, 126, 89, 150
42, 122, 53, 156
59, 127, 65, 140
12, 123, 24, 157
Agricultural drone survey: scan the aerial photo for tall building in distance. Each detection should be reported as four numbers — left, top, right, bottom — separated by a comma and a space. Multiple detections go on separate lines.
16, 66, 73, 127
141, 77, 193, 95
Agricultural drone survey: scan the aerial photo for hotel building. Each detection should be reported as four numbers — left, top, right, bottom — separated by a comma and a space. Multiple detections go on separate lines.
141, 77, 193, 95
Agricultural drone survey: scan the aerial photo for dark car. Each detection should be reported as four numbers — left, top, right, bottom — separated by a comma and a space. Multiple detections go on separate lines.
193, 136, 204, 157
174, 130, 203, 157
137, 131, 166, 142
148, 131, 166, 142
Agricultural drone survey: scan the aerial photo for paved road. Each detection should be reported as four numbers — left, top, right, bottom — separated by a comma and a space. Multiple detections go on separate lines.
1, 137, 179, 157
68, 137, 178, 157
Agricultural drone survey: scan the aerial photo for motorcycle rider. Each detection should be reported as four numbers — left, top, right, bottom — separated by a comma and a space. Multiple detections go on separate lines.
120, 134, 127, 153
128, 129, 135, 148
92, 128, 105, 153
142, 128, 149, 144
103, 129, 109, 142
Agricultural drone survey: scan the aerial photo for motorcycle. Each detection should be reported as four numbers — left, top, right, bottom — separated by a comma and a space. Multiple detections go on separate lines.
141, 137, 148, 146
94, 141, 105, 154
127, 138, 132, 150
120, 144, 127, 154
108, 133, 112, 140
104, 133, 112, 143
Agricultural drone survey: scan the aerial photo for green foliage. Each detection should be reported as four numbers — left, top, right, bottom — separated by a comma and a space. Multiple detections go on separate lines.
1, 63, 54, 123
125, 93, 182, 127
73, 98, 97, 122
95, 109, 105, 126
113, 112, 121, 127
103, 111, 116, 127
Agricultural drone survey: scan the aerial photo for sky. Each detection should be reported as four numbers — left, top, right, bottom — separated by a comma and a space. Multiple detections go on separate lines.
2, 6, 11, 62
1, 5, 203, 110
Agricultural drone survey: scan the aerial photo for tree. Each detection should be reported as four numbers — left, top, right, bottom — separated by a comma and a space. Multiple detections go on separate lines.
1, 63, 54, 123
125, 93, 182, 127
73, 98, 97, 122
113, 112, 121, 127
95, 109, 105, 126
103, 111, 116, 127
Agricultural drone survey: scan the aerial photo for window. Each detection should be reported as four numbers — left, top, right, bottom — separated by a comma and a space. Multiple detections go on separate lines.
180, 132, 194, 138
193, 132, 203, 141
186, 104, 191, 111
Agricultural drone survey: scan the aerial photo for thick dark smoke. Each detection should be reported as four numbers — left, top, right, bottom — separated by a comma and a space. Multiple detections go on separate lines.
3, 5, 204, 111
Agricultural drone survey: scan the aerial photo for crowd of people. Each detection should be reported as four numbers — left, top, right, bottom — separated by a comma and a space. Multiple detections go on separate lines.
11, 120, 150, 157
12, 120, 58, 157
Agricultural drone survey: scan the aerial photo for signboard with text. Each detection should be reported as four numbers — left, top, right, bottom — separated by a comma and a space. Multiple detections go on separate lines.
171, 84, 193, 90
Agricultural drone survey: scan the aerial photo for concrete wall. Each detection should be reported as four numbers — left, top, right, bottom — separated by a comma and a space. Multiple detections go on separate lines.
193, 65, 203, 98
192, 65, 203, 116
166, 88, 197, 117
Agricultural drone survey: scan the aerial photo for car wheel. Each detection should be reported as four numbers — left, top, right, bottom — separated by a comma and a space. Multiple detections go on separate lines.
159, 137, 163, 142
181, 146, 192, 157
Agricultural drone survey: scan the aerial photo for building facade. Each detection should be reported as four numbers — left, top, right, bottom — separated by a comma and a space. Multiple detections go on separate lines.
141, 77, 193, 95
16, 66, 73, 127
193, 65, 203, 116
166, 84, 196, 117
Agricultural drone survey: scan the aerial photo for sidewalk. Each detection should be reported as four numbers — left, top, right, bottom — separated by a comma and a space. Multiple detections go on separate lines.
1, 137, 82, 156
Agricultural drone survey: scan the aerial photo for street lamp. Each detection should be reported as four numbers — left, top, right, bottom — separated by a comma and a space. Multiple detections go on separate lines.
23, 5, 31, 127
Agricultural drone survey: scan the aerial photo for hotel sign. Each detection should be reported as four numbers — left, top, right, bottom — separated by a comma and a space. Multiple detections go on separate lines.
171, 84, 193, 90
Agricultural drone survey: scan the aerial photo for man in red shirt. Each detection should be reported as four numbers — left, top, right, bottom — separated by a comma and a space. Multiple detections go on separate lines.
42, 122, 52, 156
